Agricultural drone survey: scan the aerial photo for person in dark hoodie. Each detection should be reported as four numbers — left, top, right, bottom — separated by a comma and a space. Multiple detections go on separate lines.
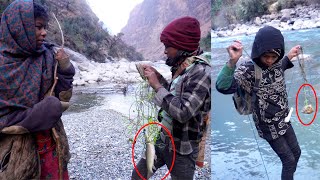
216, 26, 301, 180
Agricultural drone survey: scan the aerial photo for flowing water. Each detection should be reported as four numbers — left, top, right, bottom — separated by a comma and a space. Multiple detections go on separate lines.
66, 84, 136, 116
211, 28, 320, 180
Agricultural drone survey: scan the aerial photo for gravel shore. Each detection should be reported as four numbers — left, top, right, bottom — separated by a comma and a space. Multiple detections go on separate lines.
62, 95, 211, 179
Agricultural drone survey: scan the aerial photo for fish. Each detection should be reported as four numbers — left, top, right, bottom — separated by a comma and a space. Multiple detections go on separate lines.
302, 104, 314, 114
146, 142, 156, 179
135, 63, 146, 80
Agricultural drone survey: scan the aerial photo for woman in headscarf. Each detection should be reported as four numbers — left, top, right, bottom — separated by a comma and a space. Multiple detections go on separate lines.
0, 0, 74, 179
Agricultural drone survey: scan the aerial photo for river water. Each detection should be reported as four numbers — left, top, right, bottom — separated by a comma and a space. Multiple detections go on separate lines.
211, 28, 320, 180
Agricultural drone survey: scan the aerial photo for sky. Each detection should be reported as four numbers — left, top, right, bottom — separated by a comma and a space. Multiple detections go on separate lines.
86, 0, 144, 35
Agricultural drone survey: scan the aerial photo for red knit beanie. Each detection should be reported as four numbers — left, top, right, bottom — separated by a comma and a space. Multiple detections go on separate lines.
160, 16, 201, 52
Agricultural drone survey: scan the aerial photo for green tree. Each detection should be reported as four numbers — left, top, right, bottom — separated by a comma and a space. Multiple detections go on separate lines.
200, 32, 211, 52
238, 0, 268, 21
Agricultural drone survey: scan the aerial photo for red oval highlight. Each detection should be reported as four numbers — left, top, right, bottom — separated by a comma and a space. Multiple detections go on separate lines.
295, 83, 318, 126
132, 122, 176, 180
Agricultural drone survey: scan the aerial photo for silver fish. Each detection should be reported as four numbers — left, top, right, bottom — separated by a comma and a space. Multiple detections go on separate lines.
146, 142, 156, 178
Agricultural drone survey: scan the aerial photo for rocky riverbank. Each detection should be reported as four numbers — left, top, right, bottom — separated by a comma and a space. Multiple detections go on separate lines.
63, 48, 171, 87
65, 48, 211, 88
212, 5, 320, 37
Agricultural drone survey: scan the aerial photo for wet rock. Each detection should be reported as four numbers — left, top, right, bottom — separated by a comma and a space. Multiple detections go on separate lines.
280, 16, 290, 22
217, 32, 226, 37
292, 19, 304, 30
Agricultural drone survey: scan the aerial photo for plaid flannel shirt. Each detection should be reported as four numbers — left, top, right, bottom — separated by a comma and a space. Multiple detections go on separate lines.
154, 61, 211, 155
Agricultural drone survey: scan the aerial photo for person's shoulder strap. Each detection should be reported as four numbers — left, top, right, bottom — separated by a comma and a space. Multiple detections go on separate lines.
252, 61, 262, 92
193, 55, 211, 66
251, 61, 262, 109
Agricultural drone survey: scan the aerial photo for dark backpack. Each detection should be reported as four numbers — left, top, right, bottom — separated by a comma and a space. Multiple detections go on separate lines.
232, 61, 262, 115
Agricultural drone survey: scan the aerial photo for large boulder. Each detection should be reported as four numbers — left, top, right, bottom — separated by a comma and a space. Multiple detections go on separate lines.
254, 17, 262, 26
64, 48, 89, 63
292, 19, 304, 30
268, 2, 279, 14
280, 9, 293, 22
269, 13, 278, 20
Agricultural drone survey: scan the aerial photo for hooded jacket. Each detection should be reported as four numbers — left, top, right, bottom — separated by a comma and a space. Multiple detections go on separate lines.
217, 26, 294, 141
252, 26, 285, 68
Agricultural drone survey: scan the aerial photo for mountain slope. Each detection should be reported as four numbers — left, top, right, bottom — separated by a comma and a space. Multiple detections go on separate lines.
121, 0, 211, 60
0, 0, 143, 62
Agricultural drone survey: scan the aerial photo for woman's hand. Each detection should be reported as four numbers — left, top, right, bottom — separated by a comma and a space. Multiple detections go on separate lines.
55, 48, 71, 69
227, 40, 243, 68
287, 45, 301, 61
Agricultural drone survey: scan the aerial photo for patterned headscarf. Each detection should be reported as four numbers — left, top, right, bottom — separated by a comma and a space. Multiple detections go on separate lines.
0, 0, 54, 118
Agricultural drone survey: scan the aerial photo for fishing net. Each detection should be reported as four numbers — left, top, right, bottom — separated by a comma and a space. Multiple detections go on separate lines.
297, 47, 314, 114
122, 63, 163, 178
124, 64, 161, 145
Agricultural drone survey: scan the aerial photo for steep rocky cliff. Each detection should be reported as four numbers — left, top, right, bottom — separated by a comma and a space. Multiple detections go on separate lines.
121, 0, 211, 61
0, 0, 143, 62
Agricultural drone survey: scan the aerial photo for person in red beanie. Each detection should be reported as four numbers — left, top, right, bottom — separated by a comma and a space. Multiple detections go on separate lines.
132, 16, 211, 180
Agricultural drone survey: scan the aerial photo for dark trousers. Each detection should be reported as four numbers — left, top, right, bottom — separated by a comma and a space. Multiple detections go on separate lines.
267, 125, 301, 180
131, 138, 199, 180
